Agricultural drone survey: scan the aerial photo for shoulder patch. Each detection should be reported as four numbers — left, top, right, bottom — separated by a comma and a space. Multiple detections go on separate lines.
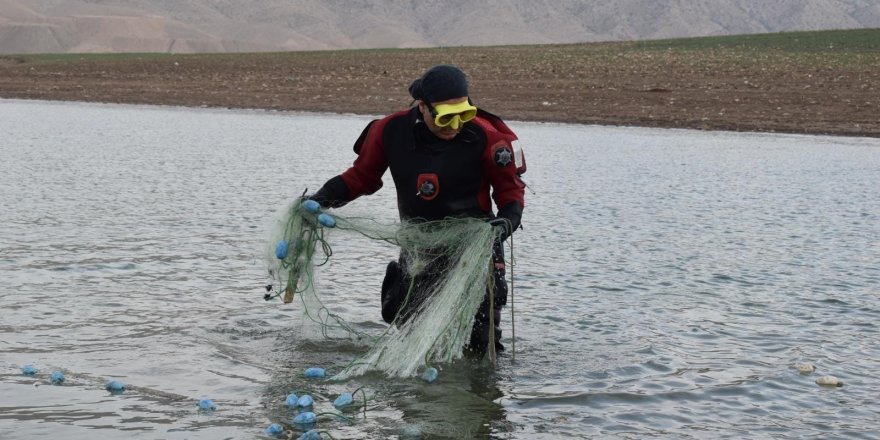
492, 144, 514, 168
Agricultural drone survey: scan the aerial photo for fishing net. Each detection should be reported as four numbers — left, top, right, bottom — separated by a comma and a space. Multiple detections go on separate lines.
266, 197, 499, 379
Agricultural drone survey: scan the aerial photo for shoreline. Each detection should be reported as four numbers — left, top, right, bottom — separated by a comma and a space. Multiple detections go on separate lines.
3, 32, 879, 138
7, 96, 877, 142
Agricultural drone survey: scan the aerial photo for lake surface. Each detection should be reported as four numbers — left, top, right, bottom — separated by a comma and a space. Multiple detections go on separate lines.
1, 99, 879, 439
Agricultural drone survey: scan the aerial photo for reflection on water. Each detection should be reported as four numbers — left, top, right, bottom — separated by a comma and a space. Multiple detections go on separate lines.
1, 99, 879, 439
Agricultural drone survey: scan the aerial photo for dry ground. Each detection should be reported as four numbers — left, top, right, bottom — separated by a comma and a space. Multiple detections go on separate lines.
2, 31, 878, 137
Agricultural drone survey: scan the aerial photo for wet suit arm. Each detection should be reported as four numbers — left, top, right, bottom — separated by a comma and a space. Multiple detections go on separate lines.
472, 112, 525, 238
310, 175, 350, 208
483, 139, 526, 239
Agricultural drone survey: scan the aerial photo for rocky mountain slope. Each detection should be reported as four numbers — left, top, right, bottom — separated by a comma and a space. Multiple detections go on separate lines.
1, 0, 878, 53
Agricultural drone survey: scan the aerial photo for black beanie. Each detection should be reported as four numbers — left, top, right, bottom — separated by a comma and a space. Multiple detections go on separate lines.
408, 64, 469, 103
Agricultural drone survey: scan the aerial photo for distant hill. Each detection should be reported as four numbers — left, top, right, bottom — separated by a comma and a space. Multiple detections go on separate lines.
1, 0, 879, 54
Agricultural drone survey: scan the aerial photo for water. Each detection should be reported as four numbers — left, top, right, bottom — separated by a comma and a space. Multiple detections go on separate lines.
1, 99, 879, 439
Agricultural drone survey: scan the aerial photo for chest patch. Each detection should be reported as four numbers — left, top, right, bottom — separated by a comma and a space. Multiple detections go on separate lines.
416, 173, 439, 201
493, 144, 514, 168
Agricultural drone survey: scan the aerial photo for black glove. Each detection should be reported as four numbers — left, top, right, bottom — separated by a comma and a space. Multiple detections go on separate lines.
489, 202, 522, 242
488, 217, 513, 242
309, 175, 350, 208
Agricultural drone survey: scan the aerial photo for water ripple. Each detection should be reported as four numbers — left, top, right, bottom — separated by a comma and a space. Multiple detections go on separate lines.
2, 100, 879, 439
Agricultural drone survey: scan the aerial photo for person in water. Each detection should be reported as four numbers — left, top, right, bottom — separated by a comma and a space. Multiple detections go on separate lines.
308, 64, 526, 355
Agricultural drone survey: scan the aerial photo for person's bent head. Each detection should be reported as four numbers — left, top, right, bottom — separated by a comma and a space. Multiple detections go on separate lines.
408, 64, 478, 140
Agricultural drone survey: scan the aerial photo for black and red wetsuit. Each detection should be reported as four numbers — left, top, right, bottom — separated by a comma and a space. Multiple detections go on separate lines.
314, 107, 525, 226
312, 107, 526, 354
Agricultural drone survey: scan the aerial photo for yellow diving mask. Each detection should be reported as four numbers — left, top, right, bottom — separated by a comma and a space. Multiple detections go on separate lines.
427, 100, 478, 129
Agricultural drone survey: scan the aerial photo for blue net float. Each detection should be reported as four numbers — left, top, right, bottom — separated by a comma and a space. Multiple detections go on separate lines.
292, 411, 316, 425
317, 213, 336, 228
264, 423, 284, 436
401, 424, 422, 439
275, 240, 289, 259
421, 367, 438, 384
105, 380, 126, 393
302, 199, 321, 214
333, 392, 353, 409
304, 367, 325, 378
297, 429, 322, 440
285, 393, 299, 407
296, 394, 314, 407
50, 371, 65, 384
198, 399, 217, 411
21, 365, 38, 376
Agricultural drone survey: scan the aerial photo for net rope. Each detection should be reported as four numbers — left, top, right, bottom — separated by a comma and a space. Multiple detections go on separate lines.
266, 198, 501, 379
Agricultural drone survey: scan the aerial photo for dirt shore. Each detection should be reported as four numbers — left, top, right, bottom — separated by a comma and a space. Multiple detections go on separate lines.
2, 32, 879, 137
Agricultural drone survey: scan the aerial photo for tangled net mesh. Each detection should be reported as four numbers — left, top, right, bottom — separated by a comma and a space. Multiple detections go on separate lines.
266, 198, 498, 379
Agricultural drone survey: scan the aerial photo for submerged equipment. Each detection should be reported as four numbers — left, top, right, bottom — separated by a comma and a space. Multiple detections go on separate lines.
105, 380, 125, 393
198, 399, 217, 411
285, 393, 299, 407
304, 367, 326, 378
297, 430, 322, 440
333, 387, 367, 411
292, 411, 317, 425
296, 394, 314, 407
333, 393, 353, 408
420, 367, 438, 384
264, 423, 284, 436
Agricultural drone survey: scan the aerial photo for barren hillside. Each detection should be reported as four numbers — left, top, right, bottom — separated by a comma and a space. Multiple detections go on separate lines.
1, 0, 878, 54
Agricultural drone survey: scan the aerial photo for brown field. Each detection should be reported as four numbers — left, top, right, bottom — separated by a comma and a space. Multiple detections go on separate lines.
2, 30, 879, 137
